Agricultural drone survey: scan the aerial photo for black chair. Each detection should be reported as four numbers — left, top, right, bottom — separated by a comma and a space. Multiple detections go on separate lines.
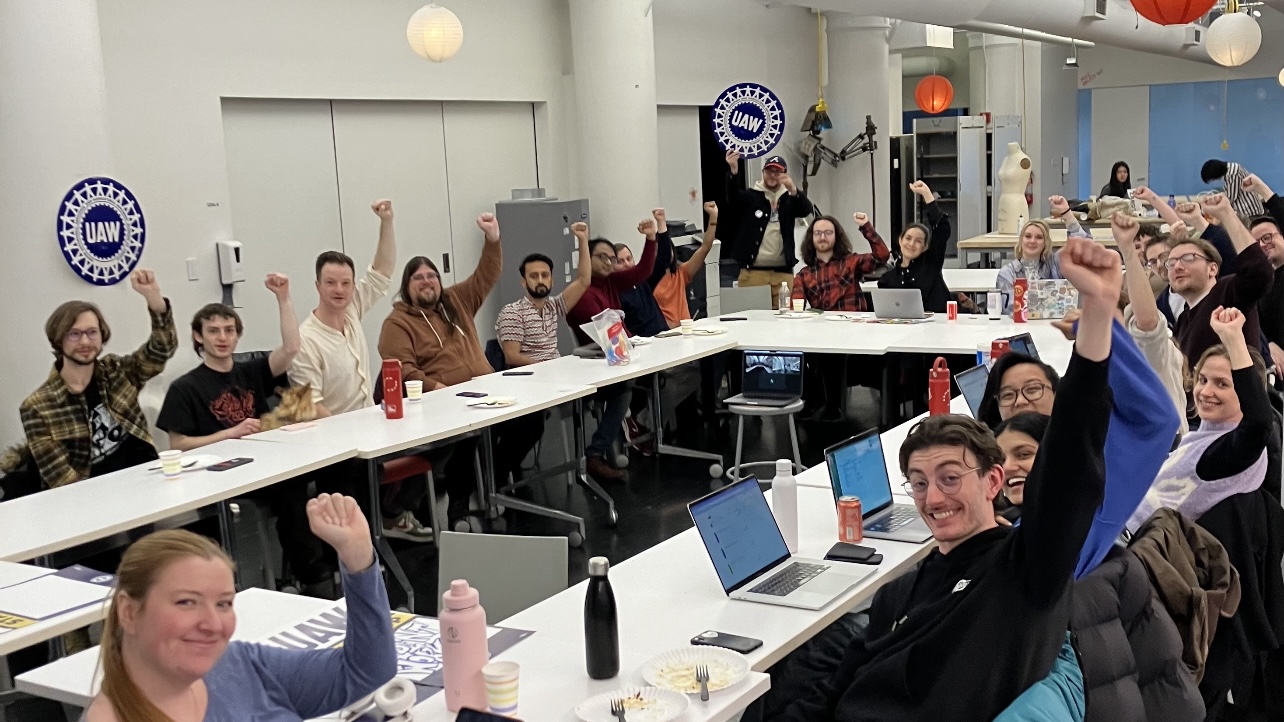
485, 339, 508, 373
0, 445, 42, 501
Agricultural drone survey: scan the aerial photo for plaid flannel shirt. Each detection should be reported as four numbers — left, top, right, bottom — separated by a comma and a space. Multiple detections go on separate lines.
791, 222, 891, 311
19, 300, 177, 488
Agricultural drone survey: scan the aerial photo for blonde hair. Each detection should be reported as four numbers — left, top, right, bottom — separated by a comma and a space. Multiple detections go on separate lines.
98, 530, 234, 722
1014, 220, 1055, 263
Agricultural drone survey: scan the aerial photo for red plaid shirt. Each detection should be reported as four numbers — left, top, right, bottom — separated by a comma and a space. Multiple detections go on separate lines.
791, 223, 890, 311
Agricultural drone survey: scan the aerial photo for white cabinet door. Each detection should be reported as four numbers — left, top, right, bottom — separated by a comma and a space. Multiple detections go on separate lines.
441, 102, 539, 340
221, 98, 342, 353
330, 100, 454, 362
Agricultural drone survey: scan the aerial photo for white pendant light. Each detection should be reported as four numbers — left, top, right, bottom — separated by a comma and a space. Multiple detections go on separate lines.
407, 4, 463, 63
1205, 12, 1261, 68
1278, 68, 1284, 86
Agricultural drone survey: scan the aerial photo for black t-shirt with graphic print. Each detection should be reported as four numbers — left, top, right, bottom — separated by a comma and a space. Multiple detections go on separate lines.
83, 378, 158, 476
157, 357, 274, 439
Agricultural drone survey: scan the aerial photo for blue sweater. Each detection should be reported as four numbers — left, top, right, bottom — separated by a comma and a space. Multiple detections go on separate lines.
203, 562, 397, 721
1074, 320, 1180, 579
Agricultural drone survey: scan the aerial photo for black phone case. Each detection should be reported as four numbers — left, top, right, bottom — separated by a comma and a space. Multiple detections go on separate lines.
691, 630, 763, 654
824, 542, 880, 564
208, 458, 253, 472
456, 391, 488, 397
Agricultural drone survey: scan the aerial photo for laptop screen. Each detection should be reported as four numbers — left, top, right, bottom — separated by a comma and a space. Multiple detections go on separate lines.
689, 478, 791, 593
742, 350, 803, 398
1006, 333, 1038, 359
824, 432, 895, 515
954, 364, 990, 418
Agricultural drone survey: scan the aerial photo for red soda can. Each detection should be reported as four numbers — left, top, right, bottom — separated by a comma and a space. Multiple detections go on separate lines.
838, 496, 863, 543
1013, 279, 1028, 323
991, 339, 1011, 362
946, 300, 958, 320
381, 359, 403, 419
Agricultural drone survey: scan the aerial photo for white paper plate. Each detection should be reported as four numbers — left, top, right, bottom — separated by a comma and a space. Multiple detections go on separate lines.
147, 454, 222, 473
777, 311, 814, 319
630, 336, 652, 346
466, 396, 517, 408
824, 314, 859, 321
574, 686, 688, 722
642, 647, 749, 695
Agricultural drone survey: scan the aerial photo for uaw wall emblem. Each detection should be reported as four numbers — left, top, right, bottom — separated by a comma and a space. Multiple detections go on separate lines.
711, 82, 785, 159
58, 177, 146, 286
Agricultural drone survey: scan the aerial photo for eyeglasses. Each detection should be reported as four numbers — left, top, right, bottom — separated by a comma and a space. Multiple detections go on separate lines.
1144, 255, 1169, 269
592, 253, 618, 265
812, 229, 836, 238
66, 329, 100, 343
410, 271, 440, 283
997, 382, 1051, 408
901, 466, 982, 499
1256, 231, 1278, 245
1165, 252, 1209, 269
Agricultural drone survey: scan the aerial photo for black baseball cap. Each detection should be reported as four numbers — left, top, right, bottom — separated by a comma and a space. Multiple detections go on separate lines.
764, 156, 787, 171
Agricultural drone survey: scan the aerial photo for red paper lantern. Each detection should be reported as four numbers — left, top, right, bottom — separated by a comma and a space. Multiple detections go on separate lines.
915, 75, 954, 115
1130, 0, 1216, 25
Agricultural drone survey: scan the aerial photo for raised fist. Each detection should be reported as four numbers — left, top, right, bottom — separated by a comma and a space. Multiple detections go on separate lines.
854, 212, 869, 226
1059, 237, 1122, 309
1202, 194, 1233, 221
371, 199, 393, 220
703, 201, 719, 221
637, 218, 657, 239
909, 180, 932, 198
264, 273, 290, 298
571, 221, 589, 241
1048, 195, 1070, 216
725, 149, 741, 174
476, 212, 500, 242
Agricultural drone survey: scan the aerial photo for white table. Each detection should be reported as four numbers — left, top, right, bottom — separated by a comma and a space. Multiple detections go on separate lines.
17, 587, 771, 722
0, 439, 351, 563
0, 563, 110, 658
860, 268, 999, 293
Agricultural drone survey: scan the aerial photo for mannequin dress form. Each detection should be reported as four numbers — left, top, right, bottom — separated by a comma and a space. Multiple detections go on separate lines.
997, 142, 1032, 234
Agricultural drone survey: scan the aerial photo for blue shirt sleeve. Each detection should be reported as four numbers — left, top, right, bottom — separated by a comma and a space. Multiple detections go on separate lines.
214, 561, 398, 718
1073, 320, 1181, 579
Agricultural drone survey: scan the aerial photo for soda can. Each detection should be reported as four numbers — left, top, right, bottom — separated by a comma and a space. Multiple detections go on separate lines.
991, 338, 1011, 362
946, 300, 958, 320
838, 496, 863, 543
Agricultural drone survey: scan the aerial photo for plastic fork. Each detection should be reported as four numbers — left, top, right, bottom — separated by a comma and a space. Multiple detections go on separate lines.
696, 664, 710, 702
610, 697, 627, 721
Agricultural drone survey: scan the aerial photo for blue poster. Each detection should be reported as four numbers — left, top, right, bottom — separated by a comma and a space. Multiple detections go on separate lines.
57, 177, 146, 286
712, 82, 786, 159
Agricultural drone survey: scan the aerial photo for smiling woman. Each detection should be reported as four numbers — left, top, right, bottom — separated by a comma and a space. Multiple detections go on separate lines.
84, 494, 397, 722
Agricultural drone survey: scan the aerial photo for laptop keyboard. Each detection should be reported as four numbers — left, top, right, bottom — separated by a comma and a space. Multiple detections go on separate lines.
867, 506, 919, 533
747, 562, 829, 597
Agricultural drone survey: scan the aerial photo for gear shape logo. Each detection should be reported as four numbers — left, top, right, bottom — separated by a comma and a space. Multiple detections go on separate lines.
711, 82, 785, 159
58, 177, 146, 286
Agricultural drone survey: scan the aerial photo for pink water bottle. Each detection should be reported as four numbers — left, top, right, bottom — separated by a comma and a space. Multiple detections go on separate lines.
440, 579, 488, 712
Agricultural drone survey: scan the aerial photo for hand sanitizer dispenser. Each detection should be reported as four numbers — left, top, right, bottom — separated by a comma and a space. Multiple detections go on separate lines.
216, 240, 245, 307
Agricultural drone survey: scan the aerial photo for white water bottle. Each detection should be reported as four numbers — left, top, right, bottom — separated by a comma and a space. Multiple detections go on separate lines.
778, 282, 789, 312
771, 459, 798, 553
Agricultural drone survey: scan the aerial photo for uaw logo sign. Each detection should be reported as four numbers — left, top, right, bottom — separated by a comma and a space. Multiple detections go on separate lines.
58, 177, 146, 286
712, 82, 785, 159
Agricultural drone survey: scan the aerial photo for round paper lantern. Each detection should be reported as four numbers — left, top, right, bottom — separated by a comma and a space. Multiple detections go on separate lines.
1278, 68, 1284, 86
1130, 0, 1216, 25
915, 75, 954, 115
1205, 12, 1261, 67
407, 4, 463, 62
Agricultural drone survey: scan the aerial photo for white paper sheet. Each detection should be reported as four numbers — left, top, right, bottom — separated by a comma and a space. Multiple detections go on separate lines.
0, 573, 111, 620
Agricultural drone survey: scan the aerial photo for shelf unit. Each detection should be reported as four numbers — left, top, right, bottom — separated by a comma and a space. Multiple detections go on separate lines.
913, 115, 987, 255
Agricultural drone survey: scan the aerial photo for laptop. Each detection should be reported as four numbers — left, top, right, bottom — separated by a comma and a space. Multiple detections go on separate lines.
728, 349, 803, 408
688, 478, 872, 610
823, 430, 933, 543
1004, 332, 1039, 359
954, 364, 990, 418
871, 289, 927, 320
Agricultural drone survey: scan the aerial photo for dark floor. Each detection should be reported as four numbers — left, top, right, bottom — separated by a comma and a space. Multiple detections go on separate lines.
4, 388, 884, 722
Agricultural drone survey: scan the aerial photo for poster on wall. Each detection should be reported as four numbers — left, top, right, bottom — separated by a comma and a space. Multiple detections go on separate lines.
711, 82, 785, 159
57, 176, 146, 286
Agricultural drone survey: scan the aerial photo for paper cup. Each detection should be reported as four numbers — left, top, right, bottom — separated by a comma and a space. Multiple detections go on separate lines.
680, 319, 693, 335
791, 298, 805, 312
482, 660, 520, 716
159, 450, 183, 478
986, 291, 1002, 320
405, 380, 423, 401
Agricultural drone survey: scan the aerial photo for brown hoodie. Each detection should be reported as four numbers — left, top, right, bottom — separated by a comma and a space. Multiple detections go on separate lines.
378, 239, 502, 388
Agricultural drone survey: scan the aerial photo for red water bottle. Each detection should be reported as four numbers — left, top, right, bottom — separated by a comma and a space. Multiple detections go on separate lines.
1013, 279, 1028, 323
382, 359, 403, 419
928, 357, 951, 415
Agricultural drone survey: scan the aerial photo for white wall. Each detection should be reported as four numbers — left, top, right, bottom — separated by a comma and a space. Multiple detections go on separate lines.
1078, 11, 1284, 89
1088, 87, 1150, 195
1038, 43, 1080, 202
657, 106, 705, 224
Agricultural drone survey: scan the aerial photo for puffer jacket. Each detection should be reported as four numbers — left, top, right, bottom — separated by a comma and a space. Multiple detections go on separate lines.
993, 633, 1085, 722
1070, 546, 1205, 722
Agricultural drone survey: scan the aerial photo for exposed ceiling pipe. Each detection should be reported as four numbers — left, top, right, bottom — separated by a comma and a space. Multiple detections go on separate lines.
787, 0, 1215, 63
954, 20, 1094, 48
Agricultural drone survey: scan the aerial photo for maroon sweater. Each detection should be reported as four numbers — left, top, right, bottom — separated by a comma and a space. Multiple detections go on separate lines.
568, 238, 657, 343
1175, 242, 1274, 364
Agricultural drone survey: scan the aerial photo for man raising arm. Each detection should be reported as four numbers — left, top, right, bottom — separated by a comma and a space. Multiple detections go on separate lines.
497, 221, 591, 367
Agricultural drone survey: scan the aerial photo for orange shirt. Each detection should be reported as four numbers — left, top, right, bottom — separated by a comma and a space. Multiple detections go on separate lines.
653, 266, 691, 327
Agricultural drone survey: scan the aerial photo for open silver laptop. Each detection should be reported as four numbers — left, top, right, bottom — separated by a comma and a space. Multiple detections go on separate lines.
824, 430, 933, 543
871, 288, 928, 320
689, 478, 872, 610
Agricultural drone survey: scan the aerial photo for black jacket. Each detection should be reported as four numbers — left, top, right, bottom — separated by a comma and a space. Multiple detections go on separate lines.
876, 201, 954, 312
619, 230, 673, 337
1195, 488, 1284, 718
777, 353, 1112, 722
723, 171, 811, 270
1071, 547, 1204, 722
